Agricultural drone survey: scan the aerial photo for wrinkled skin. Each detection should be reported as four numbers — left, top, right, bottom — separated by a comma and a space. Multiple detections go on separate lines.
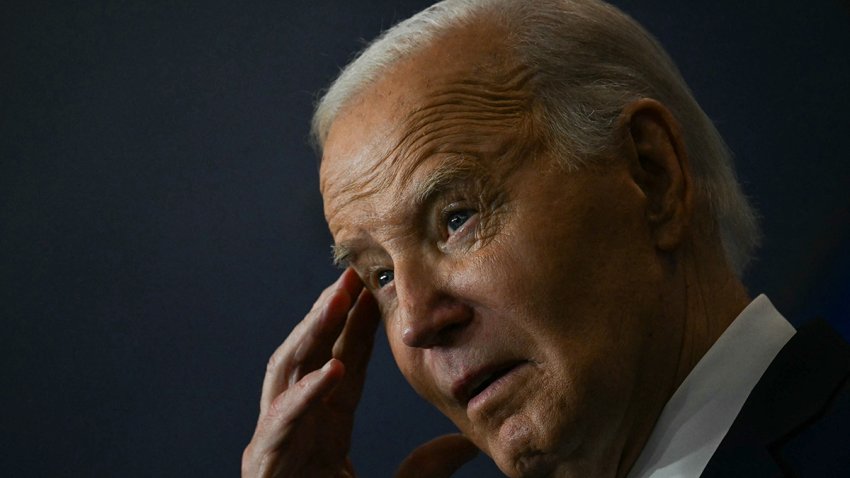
241, 269, 375, 478
243, 19, 749, 478
242, 269, 481, 478
319, 23, 689, 477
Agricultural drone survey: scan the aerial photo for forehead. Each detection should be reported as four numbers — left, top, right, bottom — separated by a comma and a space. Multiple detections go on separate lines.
319, 22, 536, 238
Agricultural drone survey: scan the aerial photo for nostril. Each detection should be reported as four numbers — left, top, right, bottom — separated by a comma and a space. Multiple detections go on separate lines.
440, 321, 468, 339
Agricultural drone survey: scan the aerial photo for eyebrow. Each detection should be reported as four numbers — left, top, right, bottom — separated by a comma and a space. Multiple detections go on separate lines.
412, 155, 483, 205
330, 155, 485, 268
331, 243, 353, 268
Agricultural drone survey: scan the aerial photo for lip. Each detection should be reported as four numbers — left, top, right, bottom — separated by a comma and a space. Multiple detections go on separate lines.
451, 360, 526, 407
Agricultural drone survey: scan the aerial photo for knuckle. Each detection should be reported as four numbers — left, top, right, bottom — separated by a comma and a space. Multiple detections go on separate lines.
267, 390, 295, 420
242, 443, 252, 463
265, 350, 295, 380
241, 442, 258, 476
242, 442, 277, 478
265, 354, 280, 375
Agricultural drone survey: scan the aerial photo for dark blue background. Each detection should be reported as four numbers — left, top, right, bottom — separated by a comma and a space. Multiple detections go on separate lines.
3, 1, 848, 476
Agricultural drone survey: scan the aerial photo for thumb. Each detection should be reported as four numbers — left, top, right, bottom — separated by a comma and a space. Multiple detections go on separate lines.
395, 433, 480, 478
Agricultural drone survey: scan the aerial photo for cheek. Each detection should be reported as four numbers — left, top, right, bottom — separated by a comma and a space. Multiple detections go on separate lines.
455, 239, 530, 311
384, 324, 435, 399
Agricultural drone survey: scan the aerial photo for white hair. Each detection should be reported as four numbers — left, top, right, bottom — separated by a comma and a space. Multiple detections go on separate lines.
312, 0, 760, 276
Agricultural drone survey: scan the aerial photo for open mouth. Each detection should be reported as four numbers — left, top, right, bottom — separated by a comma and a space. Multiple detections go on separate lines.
469, 366, 514, 399
456, 360, 525, 406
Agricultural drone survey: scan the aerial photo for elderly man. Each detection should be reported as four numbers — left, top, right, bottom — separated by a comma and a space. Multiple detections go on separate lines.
243, 0, 850, 476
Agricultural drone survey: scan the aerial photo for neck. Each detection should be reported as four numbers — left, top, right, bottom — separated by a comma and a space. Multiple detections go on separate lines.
672, 237, 751, 389
615, 233, 750, 478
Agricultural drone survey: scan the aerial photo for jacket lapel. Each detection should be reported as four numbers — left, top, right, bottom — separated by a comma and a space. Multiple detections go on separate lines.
701, 320, 850, 477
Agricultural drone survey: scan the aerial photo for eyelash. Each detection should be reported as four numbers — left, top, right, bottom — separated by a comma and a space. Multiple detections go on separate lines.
443, 208, 475, 236
440, 197, 479, 240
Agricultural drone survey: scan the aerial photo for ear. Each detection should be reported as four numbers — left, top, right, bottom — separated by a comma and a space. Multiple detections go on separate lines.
618, 98, 693, 251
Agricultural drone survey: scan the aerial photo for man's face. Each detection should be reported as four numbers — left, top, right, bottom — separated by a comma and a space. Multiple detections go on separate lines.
320, 28, 679, 478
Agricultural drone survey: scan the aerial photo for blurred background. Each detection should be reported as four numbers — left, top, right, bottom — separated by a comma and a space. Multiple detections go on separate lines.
3, 0, 848, 476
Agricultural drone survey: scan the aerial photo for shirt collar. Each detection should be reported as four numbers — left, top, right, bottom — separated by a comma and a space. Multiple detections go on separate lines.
626, 294, 796, 478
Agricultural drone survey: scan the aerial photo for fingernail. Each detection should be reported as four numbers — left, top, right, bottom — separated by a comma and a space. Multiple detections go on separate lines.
322, 359, 334, 372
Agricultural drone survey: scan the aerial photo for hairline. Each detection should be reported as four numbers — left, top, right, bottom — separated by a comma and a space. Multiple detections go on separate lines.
312, 0, 761, 277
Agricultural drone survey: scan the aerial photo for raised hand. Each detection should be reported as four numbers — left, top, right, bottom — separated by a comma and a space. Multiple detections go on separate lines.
242, 268, 381, 478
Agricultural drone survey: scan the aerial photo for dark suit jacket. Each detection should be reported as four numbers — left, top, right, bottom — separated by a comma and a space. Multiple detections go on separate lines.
701, 319, 850, 477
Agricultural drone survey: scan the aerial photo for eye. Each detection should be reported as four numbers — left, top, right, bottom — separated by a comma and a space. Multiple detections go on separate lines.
446, 209, 474, 235
376, 269, 394, 288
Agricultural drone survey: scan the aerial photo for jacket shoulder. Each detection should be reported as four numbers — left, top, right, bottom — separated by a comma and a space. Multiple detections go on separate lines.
702, 319, 850, 477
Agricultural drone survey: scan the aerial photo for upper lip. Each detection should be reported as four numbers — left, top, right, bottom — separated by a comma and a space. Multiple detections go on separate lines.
451, 360, 524, 406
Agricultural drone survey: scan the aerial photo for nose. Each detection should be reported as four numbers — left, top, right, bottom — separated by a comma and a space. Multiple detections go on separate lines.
393, 259, 473, 348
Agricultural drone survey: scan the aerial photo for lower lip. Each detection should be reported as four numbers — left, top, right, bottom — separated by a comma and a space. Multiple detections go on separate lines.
467, 362, 530, 414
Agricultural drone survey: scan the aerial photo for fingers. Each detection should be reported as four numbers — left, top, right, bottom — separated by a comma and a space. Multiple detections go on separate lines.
245, 269, 379, 478
244, 358, 346, 477
395, 434, 480, 478
260, 269, 362, 416
252, 358, 346, 452
328, 288, 381, 409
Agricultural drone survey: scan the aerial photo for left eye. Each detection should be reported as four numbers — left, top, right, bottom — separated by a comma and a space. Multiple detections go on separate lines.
446, 210, 473, 235
376, 270, 394, 288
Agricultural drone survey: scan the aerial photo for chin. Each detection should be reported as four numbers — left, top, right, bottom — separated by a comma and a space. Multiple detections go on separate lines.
503, 453, 559, 478
492, 445, 559, 478
486, 413, 577, 478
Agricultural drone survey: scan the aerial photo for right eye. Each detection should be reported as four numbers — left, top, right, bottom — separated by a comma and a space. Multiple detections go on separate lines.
376, 270, 394, 288
446, 209, 473, 235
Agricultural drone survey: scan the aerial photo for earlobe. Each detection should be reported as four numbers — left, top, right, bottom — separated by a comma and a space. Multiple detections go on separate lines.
619, 99, 693, 251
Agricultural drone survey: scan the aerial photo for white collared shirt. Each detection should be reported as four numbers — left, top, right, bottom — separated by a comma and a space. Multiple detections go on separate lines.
626, 294, 796, 478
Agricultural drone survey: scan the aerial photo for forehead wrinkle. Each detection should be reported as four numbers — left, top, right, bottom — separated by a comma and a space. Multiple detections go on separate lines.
452, 64, 535, 96
337, 162, 395, 203
334, 109, 526, 210
328, 64, 538, 239
392, 66, 536, 183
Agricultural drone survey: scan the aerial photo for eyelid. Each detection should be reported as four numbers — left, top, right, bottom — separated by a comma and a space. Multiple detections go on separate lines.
442, 205, 474, 228
438, 202, 479, 245
363, 264, 394, 291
